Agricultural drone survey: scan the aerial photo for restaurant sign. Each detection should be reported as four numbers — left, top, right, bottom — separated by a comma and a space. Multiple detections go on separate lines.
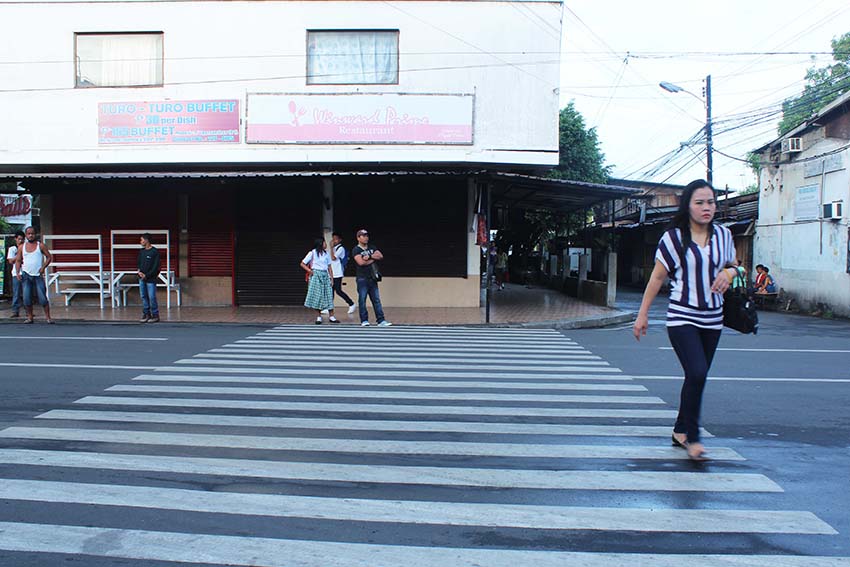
246, 93, 474, 145
98, 100, 240, 145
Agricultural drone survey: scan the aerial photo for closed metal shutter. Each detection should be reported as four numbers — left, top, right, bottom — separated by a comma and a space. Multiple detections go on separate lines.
235, 180, 322, 305
333, 177, 468, 277
189, 191, 233, 277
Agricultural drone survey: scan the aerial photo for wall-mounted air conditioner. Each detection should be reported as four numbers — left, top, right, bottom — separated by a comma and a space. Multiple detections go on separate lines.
781, 137, 802, 153
822, 201, 843, 220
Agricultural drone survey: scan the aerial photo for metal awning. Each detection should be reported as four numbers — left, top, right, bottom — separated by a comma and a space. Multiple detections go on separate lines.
490, 173, 640, 212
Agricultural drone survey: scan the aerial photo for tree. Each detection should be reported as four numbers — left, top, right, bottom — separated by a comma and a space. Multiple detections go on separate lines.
778, 32, 850, 135
550, 102, 612, 183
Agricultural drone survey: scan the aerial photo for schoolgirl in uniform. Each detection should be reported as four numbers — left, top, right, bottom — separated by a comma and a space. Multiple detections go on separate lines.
633, 179, 738, 461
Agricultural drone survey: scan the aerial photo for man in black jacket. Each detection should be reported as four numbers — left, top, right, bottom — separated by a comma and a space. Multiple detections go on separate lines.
137, 233, 161, 323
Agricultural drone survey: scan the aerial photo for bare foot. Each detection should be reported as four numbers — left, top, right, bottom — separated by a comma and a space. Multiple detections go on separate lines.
687, 442, 708, 461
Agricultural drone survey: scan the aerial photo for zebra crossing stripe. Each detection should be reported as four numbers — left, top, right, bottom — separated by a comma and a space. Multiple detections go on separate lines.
242, 338, 579, 349
237, 340, 587, 352
0, 427, 739, 460
155, 366, 632, 380
38, 410, 707, 437
206, 349, 602, 362
75, 396, 678, 418
174, 358, 620, 373
104, 385, 664, 405
131, 374, 648, 391
262, 328, 567, 337
218, 345, 591, 356
5, 522, 846, 565
195, 353, 609, 367
0, 449, 781, 491
0, 479, 829, 533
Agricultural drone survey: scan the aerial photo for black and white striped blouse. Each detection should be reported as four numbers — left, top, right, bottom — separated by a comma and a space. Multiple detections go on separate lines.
655, 224, 736, 330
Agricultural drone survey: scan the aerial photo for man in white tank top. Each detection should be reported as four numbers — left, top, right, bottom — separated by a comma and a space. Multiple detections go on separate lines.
14, 226, 53, 324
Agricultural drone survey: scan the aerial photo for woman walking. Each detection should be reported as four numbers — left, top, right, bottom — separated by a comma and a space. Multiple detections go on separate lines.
633, 179, 738, 461
301, 238, 339, 324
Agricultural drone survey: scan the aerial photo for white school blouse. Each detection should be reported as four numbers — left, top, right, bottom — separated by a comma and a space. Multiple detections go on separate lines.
302, 249, 331, 272
654, 225, 736, 330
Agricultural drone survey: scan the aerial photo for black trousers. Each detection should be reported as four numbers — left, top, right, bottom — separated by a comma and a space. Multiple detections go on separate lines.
667, 325, 722, 443
333, 277, 354, 306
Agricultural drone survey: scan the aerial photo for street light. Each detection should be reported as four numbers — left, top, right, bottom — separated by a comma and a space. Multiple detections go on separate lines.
660, 75, 713, 186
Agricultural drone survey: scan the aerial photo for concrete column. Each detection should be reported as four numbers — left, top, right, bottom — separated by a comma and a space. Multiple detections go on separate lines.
606, 252, 618, 308
322, 178, 333, 241
178, 193, 189, 277
578, 254, 588, 299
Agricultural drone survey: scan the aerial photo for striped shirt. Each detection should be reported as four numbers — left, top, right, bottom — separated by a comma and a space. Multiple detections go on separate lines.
655, 225, 736, 330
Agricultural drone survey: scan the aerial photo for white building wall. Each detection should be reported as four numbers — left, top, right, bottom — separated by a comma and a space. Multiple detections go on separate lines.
754, 138, 850, 314
0, 0, 561, 168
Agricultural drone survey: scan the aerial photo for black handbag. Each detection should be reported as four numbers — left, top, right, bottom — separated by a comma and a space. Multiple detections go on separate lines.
723, 287, 759, 334
370, 262, 382, 282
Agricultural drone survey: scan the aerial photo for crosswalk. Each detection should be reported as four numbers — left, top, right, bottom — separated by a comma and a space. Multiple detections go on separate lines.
0, 325, 846, 566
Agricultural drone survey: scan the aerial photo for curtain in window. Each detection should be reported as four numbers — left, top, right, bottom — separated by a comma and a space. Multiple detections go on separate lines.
77, 34, 162, 87
308, 31, 398, 84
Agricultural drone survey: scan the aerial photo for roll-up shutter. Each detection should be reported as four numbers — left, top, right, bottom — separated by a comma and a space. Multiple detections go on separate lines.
333, 177, 467, 277
235, 180, 322, 305
189, 190, 233, 277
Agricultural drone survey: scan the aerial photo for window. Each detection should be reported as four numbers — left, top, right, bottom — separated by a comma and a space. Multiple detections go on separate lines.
75, 32, 163, 88
307, 30, 398, 85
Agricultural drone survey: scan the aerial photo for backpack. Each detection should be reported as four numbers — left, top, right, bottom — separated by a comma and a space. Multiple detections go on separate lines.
335, 244, 349, 273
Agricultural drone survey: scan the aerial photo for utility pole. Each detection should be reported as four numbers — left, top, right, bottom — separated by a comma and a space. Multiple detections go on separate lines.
705, 74, 713, 186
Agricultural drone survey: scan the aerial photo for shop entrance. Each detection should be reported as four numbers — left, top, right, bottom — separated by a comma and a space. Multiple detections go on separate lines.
235, 179, 322, 305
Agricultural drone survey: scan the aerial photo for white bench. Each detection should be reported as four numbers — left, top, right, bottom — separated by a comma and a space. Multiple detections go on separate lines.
48, 270, 112, 306
42, 235, 108, 308
112, 270, 181, 308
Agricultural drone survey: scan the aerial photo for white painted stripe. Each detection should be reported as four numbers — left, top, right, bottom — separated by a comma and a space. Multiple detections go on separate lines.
249, 337, 576, 347
76, 396, 679, 418
105, 384, 663, 405
208, 349, 601, 362
236, 340, 588, 352
156, 366, 633, 380
39, 410, 705, 437
0, 479, 828, 534
0, 362, 154, 370
622, 375, 850, 383
1, 427, 734, 460
0, 449, 781, 491
174, 358, 619, 372
263, 328, 565, 337
3, 522, 848, 567
0, 336, 168, 341
132, 374, 647, 392
659, 347, 850, 354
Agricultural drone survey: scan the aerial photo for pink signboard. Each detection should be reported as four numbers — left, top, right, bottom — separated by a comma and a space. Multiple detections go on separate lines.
246, 93, 474, 145
98, 100, 240, 145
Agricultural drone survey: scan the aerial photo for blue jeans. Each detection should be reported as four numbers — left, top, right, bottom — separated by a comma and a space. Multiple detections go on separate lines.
356, 277, 385, 323
21, 273, 49, 307
11, 275, 22, 314
139, 279, 159, 316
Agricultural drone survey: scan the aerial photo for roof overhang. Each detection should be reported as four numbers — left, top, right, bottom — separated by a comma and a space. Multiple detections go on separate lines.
489, 173, 639, 213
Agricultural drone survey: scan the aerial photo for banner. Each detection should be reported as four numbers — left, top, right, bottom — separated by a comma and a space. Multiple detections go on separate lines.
0, 194, 32, 226
247, 93, 474, 145
98, 100, 240, 145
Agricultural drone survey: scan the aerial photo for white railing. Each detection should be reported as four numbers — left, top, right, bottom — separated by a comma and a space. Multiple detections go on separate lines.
42, 234, 108, 309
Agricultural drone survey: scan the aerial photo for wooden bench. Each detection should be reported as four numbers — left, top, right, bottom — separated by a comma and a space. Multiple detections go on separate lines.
753, 292, 779, 310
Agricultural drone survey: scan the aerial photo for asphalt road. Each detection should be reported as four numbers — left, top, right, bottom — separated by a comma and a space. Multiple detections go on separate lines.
0, 307, 847, 565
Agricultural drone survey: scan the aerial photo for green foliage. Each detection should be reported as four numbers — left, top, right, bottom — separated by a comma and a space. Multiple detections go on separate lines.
778, 32, 850, 135
550, 102, 612, 184
745, 151, 761, 176
739, 184, 759, 195
0, 217, 11, 234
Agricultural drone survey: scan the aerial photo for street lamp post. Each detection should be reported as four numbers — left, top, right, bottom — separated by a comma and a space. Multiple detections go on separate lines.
660, 75, 713, 186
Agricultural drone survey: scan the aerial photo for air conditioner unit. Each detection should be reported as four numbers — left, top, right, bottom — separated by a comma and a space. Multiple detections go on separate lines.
781, 137, 802, 153
823, 201, 843, 220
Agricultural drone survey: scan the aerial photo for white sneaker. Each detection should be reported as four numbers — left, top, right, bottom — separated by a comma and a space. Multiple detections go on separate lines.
347, 305, 356, 314
361, 321, 370, 327
378, 321, 392, 327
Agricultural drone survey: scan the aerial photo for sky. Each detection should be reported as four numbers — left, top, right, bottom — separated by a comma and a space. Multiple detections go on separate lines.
559, 0, 850, 191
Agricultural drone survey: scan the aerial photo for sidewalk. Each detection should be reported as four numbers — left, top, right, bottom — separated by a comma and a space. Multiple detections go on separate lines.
0, 283, 636, 328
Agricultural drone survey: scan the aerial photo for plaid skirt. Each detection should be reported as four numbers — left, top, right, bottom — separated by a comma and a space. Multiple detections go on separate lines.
304, 269, 334, 310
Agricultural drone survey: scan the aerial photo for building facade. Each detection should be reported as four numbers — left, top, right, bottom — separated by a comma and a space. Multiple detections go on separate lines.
753, 92, 850, 314
0, 0, 562, 307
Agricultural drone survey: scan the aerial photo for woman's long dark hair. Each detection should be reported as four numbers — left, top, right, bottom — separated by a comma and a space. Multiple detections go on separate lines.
670, 179, 716, 254
313, 238, 326, 256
